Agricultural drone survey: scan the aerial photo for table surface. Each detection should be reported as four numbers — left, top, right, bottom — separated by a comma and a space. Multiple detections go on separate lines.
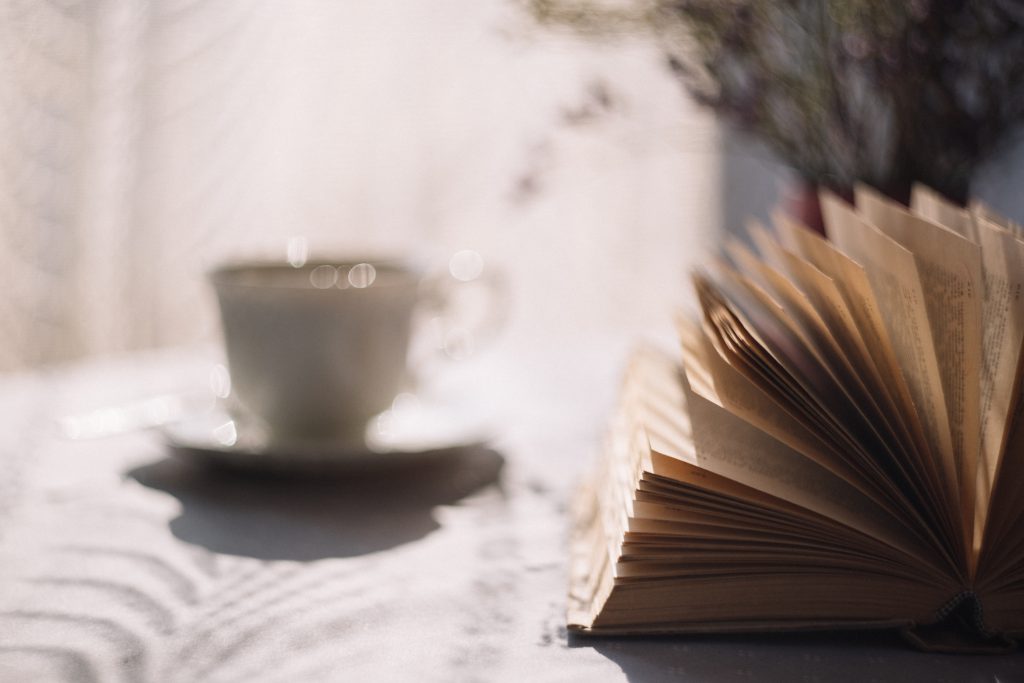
2, 342, 1024, 683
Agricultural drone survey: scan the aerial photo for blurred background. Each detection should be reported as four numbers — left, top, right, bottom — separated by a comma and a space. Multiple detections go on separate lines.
2, 0, 1023, 371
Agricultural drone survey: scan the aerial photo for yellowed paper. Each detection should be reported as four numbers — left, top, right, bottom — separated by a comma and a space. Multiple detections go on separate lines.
703, 264, 963, 561
975, 219, 1024, 515
971, 200, 1024, 239
746, 229, 947, 505
911, 184, 977, 243
669, 342, 935, 560
727, 242, 911, 463
820, 192, 960, 515
855, 185, 982, 551
751, 224, 888, 409
770, 211, 926, 454
679, 317, 872, 496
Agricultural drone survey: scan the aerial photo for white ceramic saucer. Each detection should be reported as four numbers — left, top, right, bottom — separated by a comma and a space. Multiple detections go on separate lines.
161, 395, 490, 473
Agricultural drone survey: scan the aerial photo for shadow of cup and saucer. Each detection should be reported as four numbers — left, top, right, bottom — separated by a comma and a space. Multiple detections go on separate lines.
131, 253, 506, 561
129, 439, 504, 562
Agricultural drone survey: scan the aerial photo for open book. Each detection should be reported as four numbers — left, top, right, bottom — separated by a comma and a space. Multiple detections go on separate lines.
568, 186, 1024, 652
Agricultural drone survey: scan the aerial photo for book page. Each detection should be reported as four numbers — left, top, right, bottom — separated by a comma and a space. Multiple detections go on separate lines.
976, 397, 1024, 591
731, 237, 894, 425
911, 184, 977, 243
771, 211, 930, 466
678, 317, 880, 500
855, 185, 982, 554
971, 200, 1024, 238
744, 229, 948, 514
974, 218, 1024, 528
653, 345, 936, 560
697, 267, 958, 562
751, 225, 903, 431
820, 192, 960, 523
726, 241, 925, 481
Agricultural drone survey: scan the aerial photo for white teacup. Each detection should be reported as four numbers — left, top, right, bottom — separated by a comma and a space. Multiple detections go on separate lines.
210, 258, 465, 443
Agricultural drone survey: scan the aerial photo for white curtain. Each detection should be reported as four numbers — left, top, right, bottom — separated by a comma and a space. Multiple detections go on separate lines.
0, 0, 723, 371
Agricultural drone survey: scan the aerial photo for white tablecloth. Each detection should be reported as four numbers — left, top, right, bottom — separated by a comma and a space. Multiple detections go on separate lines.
1, 343, 1023, 682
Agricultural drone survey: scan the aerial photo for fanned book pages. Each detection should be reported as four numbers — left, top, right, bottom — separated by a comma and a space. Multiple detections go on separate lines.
568, 186, 1024, 653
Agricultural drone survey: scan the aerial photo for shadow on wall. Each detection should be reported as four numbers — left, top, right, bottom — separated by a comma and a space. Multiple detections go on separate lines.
719, 126, 1024, 233
127, 445, 504, 561
571, 631, 1024, 683
719, 130, 792, 235
973, 131, 1024, 224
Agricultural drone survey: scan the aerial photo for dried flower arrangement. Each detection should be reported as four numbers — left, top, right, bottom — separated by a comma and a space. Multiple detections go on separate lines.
529, 0, 1024, 206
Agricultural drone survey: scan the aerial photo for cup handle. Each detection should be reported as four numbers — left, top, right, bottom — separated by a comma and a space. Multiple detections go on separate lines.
418, 250, 508, 361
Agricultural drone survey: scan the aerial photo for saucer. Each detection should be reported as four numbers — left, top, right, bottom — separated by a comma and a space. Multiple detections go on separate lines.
160, 396, 490, 474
